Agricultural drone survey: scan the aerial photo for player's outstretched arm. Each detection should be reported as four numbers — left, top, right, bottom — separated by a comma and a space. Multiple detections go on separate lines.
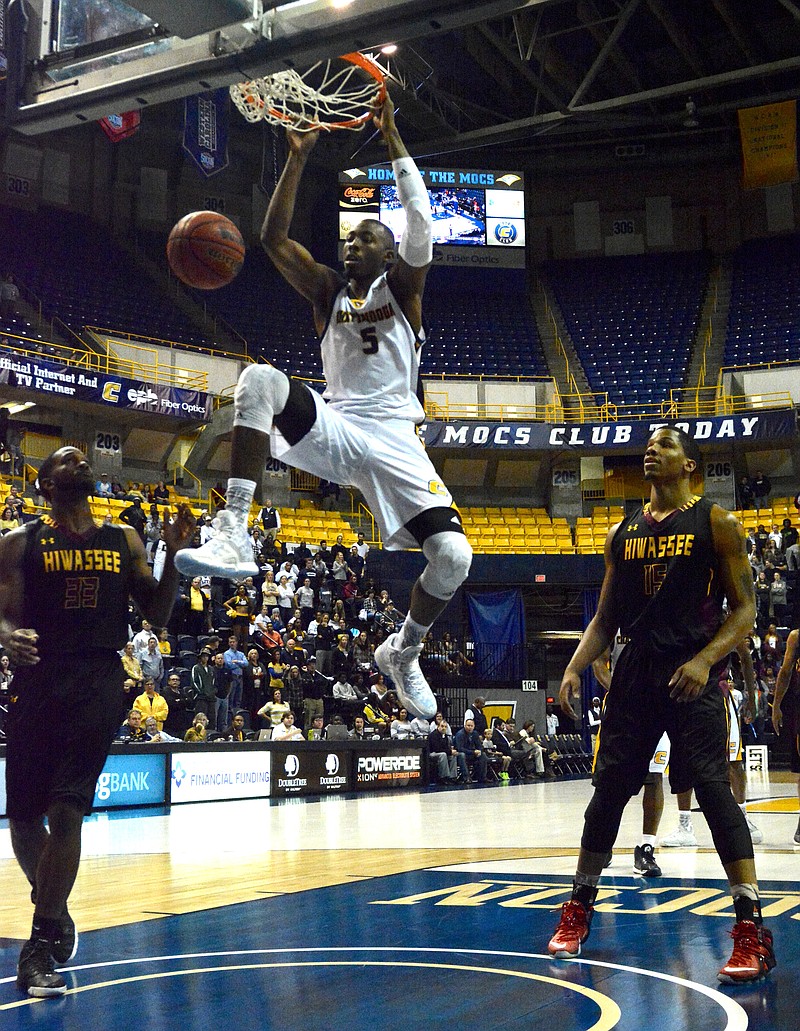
669, 507, 756, 702
261, 127, 340, 322
560, 524, 620, 718
0, 529, 39, 666
374, 92, 431, 334
773, 628, 798, 734
127, 504, 196, 626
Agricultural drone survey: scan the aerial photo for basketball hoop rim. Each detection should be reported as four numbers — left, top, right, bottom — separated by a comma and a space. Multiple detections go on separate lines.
235, 51, 387, 132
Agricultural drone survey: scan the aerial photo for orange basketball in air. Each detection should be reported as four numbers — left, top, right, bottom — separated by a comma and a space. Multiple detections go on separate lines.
166, 211, 245, 290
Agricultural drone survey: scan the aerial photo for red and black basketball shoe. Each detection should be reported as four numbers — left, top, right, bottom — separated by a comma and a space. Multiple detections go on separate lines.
717, 921, 776, 983
547, 899, 594, 958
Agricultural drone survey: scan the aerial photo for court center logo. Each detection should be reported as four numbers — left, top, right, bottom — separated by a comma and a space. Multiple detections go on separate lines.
493, 222, 517, 244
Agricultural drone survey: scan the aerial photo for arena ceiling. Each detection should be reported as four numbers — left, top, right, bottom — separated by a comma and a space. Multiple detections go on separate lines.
355, 0, 800, 165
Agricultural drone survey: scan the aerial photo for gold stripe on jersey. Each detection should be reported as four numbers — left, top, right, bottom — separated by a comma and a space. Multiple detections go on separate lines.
642, 495, 703, 517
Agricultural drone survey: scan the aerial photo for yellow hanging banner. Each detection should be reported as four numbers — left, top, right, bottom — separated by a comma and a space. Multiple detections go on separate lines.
738, 100, 798, 190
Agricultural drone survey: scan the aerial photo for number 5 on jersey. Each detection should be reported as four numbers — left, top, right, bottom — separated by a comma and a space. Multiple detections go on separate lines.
361, 327, 379, 355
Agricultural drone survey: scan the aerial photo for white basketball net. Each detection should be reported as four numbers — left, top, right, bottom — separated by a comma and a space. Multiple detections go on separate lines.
229, 58, 383, 131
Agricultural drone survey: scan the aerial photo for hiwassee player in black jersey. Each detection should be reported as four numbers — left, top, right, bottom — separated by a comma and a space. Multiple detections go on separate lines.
548, 426, 775, 984
0, 447, 194, 998
772, 627, 800, 844
175, 92, 472, 719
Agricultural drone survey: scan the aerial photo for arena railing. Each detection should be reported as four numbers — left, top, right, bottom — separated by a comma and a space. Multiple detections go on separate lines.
0, 331, 207, 391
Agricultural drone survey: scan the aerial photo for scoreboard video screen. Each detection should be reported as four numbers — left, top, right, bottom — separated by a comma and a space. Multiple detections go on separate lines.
338, 164, 525, 268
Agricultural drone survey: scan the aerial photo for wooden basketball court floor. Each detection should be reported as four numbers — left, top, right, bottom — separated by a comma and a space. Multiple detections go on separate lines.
0, 773, 797, 1030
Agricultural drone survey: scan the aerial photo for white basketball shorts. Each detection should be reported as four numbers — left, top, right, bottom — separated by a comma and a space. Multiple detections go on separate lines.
270, 390, 453, 550
649, 732, 671, 774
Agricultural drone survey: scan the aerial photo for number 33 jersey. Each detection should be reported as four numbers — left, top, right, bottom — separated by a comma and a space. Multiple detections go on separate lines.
22, 517, 133, 657
320, 272, 425, 422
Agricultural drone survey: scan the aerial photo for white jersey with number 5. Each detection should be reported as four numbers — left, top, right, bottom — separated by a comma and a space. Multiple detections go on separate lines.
320, 272, 425, 422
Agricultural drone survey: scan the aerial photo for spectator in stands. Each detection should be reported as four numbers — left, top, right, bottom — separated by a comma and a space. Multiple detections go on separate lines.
271, 710, 304, 742
587, 696, 603, 746
753, 524, 770, 557
94, 474, 112, 498
769, 524, 783, 551
283, 664, 303, 717
332, 551, 348, 596
221, 626, 246, 717
211, 651, 232, 732
332, 671, 366, 713
3, 486, 24, 520
183, 576, 211, 637
782, 518, 798, 550
325, 714, 350, 741
762, 625, 784, 667
331, 633, 352, 680
347, 545, 364, 581
307, 714, 326, 740
351, 630, 374, 675
260, 618, 284, 656
152, 480, 169, 502
375, 599, 403, 636
390, 707, 414, 740
770, 572, 790, 625
482, 726, 509, 780
199, 516, 215, 545
143, 508, 162, 564
454, 717, 488, 783
296, 576, 316, 630
137, 635, 164, 689
318, 480, 340, 509
121, 641, 143, 689
259, 498, 281, 535
190, 649, 215, 719
133, 677, 169, 731
464, 696, 488, 737
258, 687, 291, 729
0, 275, 20, 317
261, 570, 280, 611
144, 716, 180, 744
514, 719, 551, 777
277, 576, 297, 622
220, 712, 247, 742
349, 715, 375, 741
737, 476, 755, 510
116, 709, 148, 743
243, 647, 267, 716
427, 721, 459, 783
353, 531, 369, 562
120, 497, 146, 542
184, 711, 209, 742
438, 631, 473, 673
131, 619, 153, 653
752, 470, 771, 510
0, 505, 20, 534
301, 656, 329, 731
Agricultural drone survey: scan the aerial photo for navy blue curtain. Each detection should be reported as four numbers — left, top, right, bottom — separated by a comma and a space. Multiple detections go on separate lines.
580, 587, 602, 746
466, 590, 525, 681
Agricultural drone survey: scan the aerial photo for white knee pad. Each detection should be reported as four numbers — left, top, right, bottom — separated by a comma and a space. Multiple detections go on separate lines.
419, 531, 473, 601
233, 364, 290, 433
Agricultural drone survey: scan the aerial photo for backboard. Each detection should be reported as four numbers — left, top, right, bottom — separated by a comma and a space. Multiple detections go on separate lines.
4, 0, 536, 135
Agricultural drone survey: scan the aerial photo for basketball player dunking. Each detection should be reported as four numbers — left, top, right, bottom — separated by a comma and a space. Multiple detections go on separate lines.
174, 93, 472, 717
550, 426, 775, 984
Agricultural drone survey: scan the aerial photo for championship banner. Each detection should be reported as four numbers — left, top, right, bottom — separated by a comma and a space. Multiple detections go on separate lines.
99, 111, 141, 142
420, 410, 797, 450
183, 89, 230, 177
0, 350, 213, 421
738, 101, 798, 190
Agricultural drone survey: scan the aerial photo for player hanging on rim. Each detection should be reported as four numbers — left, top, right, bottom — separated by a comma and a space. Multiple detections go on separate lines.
174, 92, 472, 718
549, 426, 775, 984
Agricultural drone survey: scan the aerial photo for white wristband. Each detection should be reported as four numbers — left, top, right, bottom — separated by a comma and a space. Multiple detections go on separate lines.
393, 157, 432, 267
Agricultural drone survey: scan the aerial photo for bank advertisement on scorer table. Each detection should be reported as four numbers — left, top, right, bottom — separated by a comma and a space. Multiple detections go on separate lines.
338, 163, 525, 269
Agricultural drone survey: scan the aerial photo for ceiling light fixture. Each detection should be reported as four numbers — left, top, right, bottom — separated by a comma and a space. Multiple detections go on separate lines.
380, 43, 398, 55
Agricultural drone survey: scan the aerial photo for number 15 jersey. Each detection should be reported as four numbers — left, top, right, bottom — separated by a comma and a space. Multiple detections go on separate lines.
320, 272, 425, 423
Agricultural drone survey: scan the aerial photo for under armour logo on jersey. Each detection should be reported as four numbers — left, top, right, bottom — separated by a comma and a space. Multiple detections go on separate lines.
41, 537, 55, 545
627, 524, 638, 532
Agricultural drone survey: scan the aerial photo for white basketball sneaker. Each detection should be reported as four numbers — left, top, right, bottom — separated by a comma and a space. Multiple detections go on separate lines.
174, 510, 258, 579
746, 814, 764, 845
375, 633, 437, 718
660, 822, 699, 847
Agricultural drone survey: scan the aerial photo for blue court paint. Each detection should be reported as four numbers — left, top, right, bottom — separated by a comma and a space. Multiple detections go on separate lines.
0, 871, 795, 1030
